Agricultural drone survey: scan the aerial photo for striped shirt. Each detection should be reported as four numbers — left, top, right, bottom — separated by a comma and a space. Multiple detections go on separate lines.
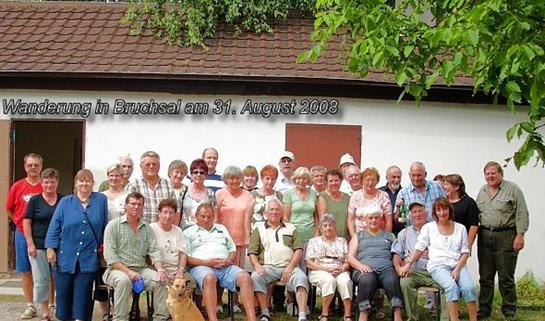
126, 177, 175, 224
103, 215, 161, 270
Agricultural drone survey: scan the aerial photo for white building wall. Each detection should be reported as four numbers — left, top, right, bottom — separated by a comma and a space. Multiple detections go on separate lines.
2, 89, 544, 280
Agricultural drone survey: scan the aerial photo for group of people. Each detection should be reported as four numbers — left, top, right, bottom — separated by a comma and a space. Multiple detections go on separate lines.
6, 148, 529, 321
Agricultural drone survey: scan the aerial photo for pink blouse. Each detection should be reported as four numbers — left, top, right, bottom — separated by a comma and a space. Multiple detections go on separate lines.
348, 190, 392, 232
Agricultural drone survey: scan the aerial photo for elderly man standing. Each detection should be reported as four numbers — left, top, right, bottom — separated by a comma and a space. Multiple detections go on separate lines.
396, 162, 445, 225
184, 203, 256, 321
103, 192, 169, 321
126, 151, 174, 224
379, 165, 404, 235
249, 198, 309, 321
392, 201, 447, 321
476, 161, 529, 321
340, 164, 362, 196
274, 151, 296, 193
202, 147, 225, 192
6, 153, 44, 319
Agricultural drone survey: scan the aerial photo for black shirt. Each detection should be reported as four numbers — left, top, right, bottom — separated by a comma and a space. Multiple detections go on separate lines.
24, 193, 63, 249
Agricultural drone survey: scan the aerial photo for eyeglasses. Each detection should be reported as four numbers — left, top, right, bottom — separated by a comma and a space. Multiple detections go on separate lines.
192, 170, 206, 175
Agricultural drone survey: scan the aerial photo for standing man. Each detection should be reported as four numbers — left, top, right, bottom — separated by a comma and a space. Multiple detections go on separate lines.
202, 147, 225, 192
379, 165, 403, 235
340, 164, 362, 196
184, 203, 257, 321
396, 162, 445, 225
103, 192, 169, 321
476, 161, 529, 321
126, 151, 174, 224
6, 153, 43, 319
339, 153, 356, 193
274, 151, 296, 193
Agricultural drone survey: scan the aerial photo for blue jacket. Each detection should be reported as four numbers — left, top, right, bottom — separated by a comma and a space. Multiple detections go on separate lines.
45, 192, 108, 273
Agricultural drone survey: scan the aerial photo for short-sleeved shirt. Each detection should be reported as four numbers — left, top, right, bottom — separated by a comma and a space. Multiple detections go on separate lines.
476, 179, 529, 234
274, 174, 294, 194
250, 190, 283, 232
103, 215, 161, 270
102, 191, 128, 222
283, 188, 317, 242
6, 178, 43, 232
248, 221, 301, 268
216, 188, 254, 246
355, 230, 395, 272
319, 192, 350, 239
414, 221, 469, 271
452, 195, 479, 232
126, 177, 175, 224
349, 190, 392, 232
150, 223, 188, 276
305, 235, 347, 269
24, 193, 63, 249
183, 223, 235, 260
391, 225, 428, 271
396, 180, 445, 225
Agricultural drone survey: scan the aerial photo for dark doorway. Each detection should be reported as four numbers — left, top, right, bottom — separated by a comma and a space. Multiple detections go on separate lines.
285, 123, 362, 169
7, 120, 85, 270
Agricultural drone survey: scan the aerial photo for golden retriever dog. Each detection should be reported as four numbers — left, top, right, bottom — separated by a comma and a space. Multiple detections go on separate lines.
167, 277, 204, 321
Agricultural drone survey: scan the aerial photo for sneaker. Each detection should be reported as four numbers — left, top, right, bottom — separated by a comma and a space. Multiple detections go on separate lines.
216, 305, 224, 314
260, 314, 271, 321
232, 303, 242, 313
21, 306, 37, 319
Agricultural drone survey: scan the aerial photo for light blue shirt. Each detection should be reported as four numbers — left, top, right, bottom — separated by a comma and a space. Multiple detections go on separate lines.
397, 180, 445, 225
183, 223, 235, 260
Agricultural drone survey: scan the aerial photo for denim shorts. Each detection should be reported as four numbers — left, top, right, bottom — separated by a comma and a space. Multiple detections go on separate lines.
15, 229, 31, 273
190, 265, 245, 293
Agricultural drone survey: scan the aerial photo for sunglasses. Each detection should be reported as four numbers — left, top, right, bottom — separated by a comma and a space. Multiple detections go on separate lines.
192, 170, 206, 175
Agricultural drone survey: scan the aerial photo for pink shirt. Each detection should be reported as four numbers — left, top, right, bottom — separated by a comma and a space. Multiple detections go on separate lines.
216, 188, 254, 246
349, 190, 391, 232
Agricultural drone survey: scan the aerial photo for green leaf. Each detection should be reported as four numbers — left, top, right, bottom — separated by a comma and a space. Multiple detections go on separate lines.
506, 81, 521, 93
466, 29, 478, 46
506, 125, 518, 141
404, 45, 414, 57
396, 71, 407, 86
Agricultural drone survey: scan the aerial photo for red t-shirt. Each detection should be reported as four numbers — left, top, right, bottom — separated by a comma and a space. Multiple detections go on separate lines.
5, 178, 43, 232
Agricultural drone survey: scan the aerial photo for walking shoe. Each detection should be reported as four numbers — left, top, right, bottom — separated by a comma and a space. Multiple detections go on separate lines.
21, 305, 37, 319
216, 304, 224, 314
232, 303, 242, 313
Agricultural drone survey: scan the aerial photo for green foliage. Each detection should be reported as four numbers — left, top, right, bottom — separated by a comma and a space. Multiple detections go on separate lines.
122, 0, 315, 47
517, 271, 545, 305
301, 0, 545, 169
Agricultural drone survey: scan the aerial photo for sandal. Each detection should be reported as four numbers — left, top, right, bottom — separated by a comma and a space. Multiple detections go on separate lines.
344, 316, 354, 321
319, 315, 329, 321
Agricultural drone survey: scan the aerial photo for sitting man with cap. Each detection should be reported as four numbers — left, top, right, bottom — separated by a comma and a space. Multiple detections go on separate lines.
274, 151, 296, 194
391, 201, 446, 321
103, 192, 169, 321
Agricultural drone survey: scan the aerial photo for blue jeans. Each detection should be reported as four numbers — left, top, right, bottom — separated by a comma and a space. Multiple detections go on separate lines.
430, 265, 477, 303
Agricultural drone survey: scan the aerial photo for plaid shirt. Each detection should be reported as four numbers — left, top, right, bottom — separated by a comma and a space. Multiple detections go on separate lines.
397, 180, 445, 225
126, 177, 175, 224
103, 215, 161, 269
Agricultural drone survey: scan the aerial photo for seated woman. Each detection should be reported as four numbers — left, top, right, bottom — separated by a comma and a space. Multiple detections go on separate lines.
149, 198, 196, 290
400, 197, 477, 321
347, 211, 402, 321
306, 214, 352, 321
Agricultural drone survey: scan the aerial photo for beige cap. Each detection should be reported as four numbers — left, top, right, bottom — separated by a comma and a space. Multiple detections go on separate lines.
280, 150, 295, 161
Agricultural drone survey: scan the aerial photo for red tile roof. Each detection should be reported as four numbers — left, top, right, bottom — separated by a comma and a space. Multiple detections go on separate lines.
0, 1, 472, 86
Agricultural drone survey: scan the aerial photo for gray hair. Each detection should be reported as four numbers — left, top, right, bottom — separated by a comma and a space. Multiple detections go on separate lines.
168, 160, 188, 177
320, 213, 336, 227
265, 197, 282, 212
140, 151, 160, 162
223, 165, 243, 183
291, 166, 311, 182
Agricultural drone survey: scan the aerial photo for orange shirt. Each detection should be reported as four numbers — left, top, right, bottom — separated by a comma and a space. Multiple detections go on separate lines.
215, 188, 254, 246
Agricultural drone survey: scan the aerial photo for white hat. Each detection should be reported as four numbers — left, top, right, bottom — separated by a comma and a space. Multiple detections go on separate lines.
280, 150, 295, 161
339, 153, 355, 166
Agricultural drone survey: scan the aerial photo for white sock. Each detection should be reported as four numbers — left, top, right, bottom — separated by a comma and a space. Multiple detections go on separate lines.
298, 311, 307, 321
261, 307, 270, 316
